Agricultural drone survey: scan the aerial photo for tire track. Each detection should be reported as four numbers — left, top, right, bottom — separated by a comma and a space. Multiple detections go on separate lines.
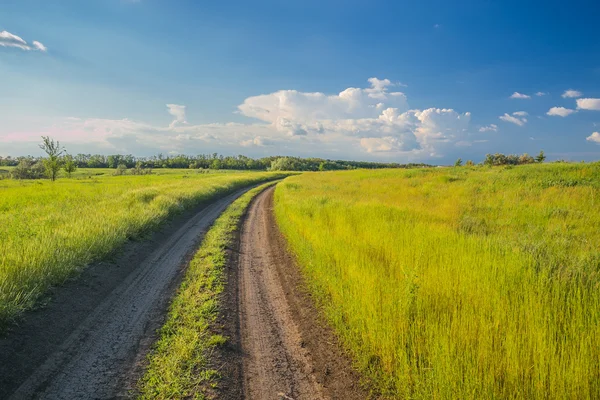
235, 186, 369, 400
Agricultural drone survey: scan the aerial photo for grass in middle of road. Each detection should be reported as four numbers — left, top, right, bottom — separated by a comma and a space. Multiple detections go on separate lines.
137, 181, 279, 399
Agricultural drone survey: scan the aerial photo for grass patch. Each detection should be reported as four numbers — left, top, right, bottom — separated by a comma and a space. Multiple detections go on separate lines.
137, 181, 279, 399
0, 172, 289, 329
274, 163, 600, 399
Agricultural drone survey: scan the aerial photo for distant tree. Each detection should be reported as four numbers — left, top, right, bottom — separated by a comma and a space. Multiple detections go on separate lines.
10, 159, 45, 180
455, 158, 463, 167
466, 160, 474, 166
536, 150, 546, 163
39, 136, 65, 181
63, 155, 77, 177
114, 163, 128, 176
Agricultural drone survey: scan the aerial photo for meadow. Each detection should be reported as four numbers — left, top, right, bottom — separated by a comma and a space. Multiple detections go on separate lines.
274, 163, 600, 399
0, 170, 287, 328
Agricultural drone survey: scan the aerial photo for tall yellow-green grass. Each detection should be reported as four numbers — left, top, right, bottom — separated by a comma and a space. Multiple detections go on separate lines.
274, 163, 600, 399
0, 170, 287, 328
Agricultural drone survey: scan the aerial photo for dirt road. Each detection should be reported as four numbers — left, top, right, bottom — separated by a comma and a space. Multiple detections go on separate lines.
0, 187, 257, 400
223, 186, 368, 400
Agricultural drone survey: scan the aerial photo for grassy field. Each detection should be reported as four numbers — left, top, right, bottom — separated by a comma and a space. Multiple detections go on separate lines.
0, 171, 287, 329
138, 181, 279, 399
274, 163, 600, 399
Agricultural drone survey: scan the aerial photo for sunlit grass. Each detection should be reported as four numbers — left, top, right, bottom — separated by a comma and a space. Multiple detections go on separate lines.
275, 163, 600, 399
0, 171, 287, 328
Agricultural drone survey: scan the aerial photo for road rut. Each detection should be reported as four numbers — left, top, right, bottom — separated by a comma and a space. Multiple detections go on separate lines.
232, 186, 368, 400
0, 187, 256, 400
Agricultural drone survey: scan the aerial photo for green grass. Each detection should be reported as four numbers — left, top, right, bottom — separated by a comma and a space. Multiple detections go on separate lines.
0, 172, 288, 329
274, 163, 600, 399
137, 181, 279, 399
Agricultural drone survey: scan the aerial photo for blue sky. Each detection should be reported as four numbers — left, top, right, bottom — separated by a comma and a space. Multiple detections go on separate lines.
2, 0, 600, 163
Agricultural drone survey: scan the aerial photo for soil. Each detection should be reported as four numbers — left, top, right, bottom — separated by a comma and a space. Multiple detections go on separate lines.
0, 187, 257, 400
216, 186, 371, 400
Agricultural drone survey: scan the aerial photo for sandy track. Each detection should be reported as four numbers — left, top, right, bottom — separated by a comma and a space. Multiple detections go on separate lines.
0, 187, 257, 400
229, 186, 368, 400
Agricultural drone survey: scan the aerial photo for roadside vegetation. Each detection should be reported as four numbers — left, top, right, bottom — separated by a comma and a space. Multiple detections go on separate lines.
275, 163, 600, 399
137, 181, 279, 399
0, 172, 287, 329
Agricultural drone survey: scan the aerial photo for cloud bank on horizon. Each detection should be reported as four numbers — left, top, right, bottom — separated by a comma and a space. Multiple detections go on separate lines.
3, 75, 600, 161
2, 78, 475, 160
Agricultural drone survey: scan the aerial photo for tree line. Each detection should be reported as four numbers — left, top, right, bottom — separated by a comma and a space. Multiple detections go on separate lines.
0, 137, 432, 180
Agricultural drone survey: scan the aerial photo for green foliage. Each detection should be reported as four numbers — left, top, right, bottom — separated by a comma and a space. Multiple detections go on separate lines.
0, 171, 289, 328
62, 155, 77, 177
10, 159, 45, 180
454, 158, 463, 166
275, 163, 600, 399
113, 163, 128, 176
138, 181, 279, 399
536, 150, 546, 163
39, 136, 65, 181
483, 152, 537, 166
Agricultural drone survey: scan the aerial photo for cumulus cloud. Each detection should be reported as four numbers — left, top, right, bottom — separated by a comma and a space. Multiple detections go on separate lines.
562, 89, 582, 98
510, 92, 531, 99
238, 78, 471, 156
547, 107, 576, 117
166, 104, 187, 128
535, 92, 547, 96
479, 124, 498, 132
0, 30, 47, 52
576, 98, 600, 111
2, 78, 473, 160
587, 132, 600, 143
499, 111, 528, 126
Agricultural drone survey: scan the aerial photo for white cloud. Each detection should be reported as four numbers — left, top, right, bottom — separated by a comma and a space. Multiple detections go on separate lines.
2, 78, 473, 160
0, 30, 47, 52
562, 89, 582, 98
547, 107, 576, 117
240, 136, 274, 147
535, 92, 547, 96
499, 111, 528, 126
510, 92, 531, 99
587, 132, 600, 143
32, 41, 47, 52
238, 79, 470, 156
166, 104, 187, 128
479, 124, 498, 132
576, 98, 600, 111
